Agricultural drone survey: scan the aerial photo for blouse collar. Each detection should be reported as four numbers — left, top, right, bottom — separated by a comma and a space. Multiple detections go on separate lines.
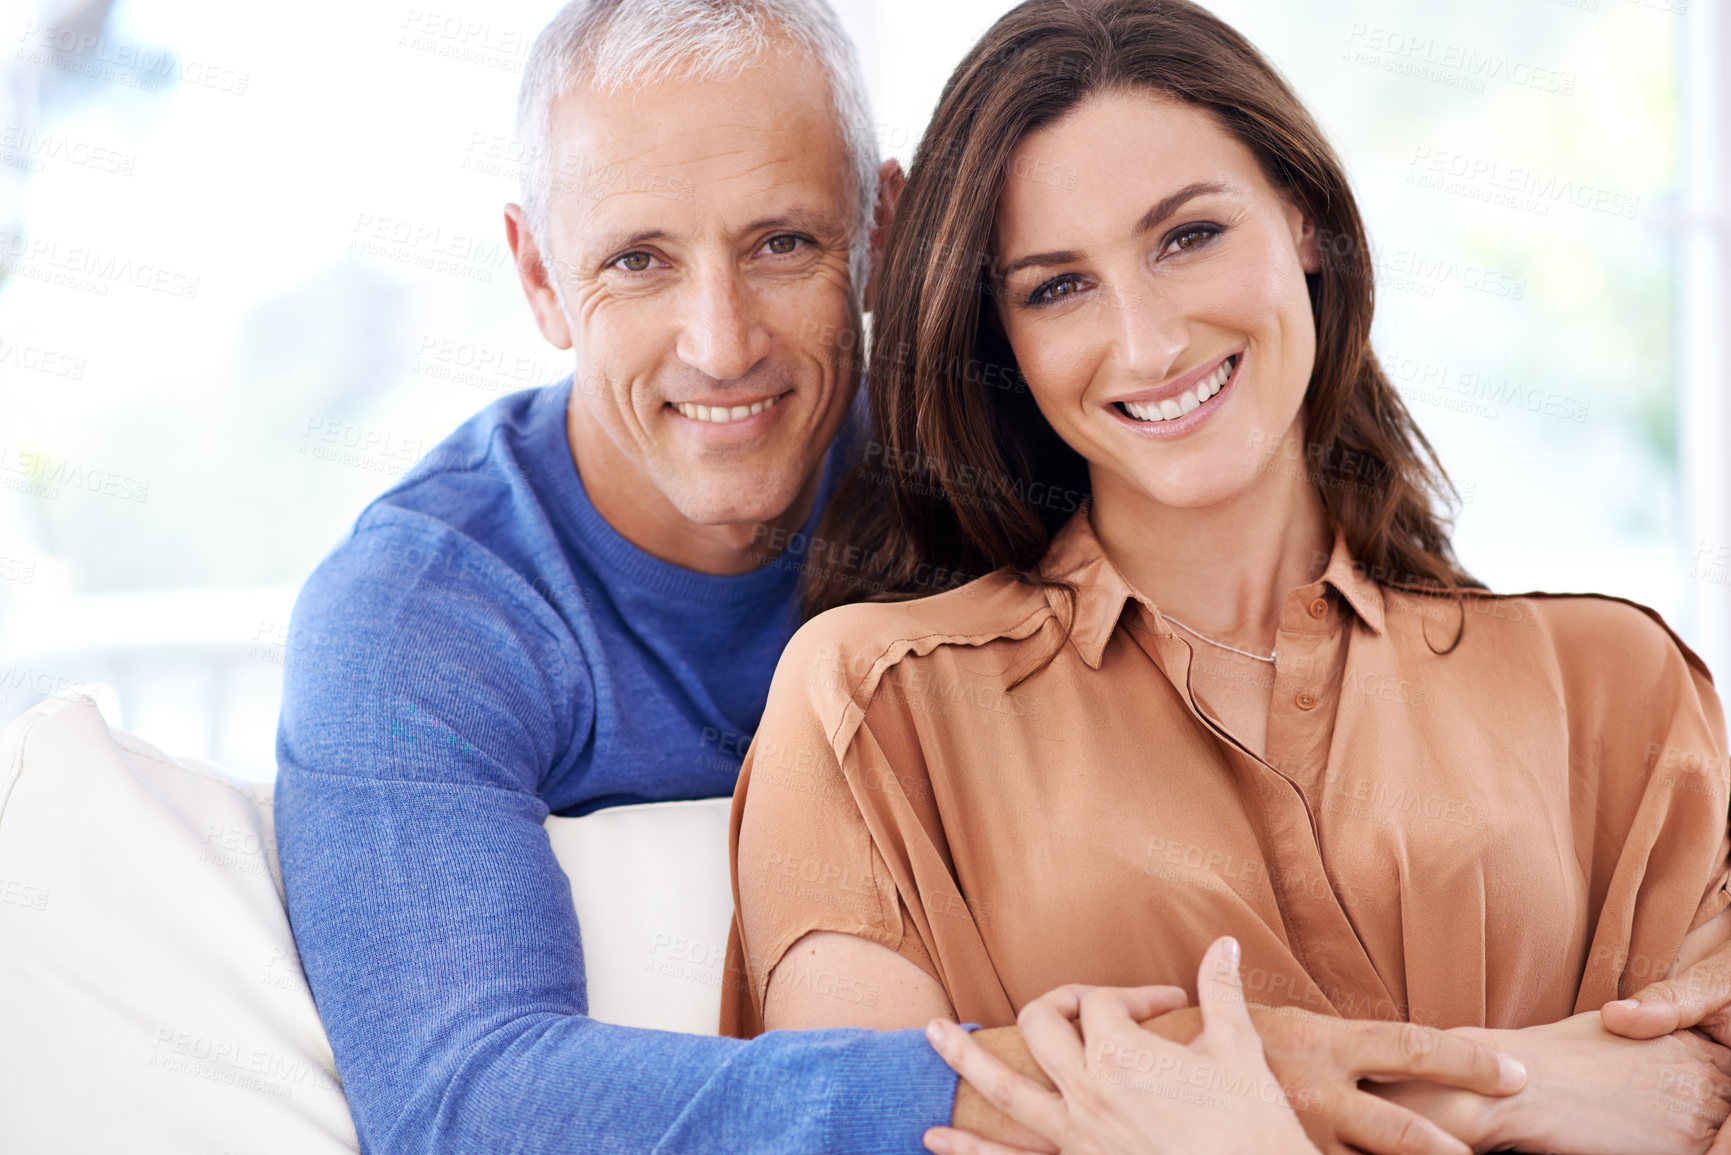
1039, 504, 1387, 670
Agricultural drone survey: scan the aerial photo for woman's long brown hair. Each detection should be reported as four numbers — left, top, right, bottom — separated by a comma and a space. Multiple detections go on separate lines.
803, 0, 1478, 621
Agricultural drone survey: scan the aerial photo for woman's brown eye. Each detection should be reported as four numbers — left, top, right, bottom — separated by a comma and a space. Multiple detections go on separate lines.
766, 235, 800, 255
615, 253, 653, 272
1166, 224, 1223, 254
1026, 274, 1083, 306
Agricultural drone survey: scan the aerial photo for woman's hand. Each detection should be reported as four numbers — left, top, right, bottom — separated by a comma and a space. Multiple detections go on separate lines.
1374, 1012, 1731, 1155
920, 937, 1319, 1155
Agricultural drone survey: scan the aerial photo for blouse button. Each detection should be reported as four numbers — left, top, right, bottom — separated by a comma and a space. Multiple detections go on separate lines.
1295, 691, 1318, 711
1308, 597, 1329, 619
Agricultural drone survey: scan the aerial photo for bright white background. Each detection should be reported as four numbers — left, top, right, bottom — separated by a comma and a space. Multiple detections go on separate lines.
0, 0, 1726, 774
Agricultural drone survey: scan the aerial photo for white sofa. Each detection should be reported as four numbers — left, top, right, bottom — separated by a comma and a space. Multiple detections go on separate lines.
0, 694, 734, 1153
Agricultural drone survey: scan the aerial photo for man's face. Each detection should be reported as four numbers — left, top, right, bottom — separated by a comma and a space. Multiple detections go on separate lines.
526, 49, 862, 529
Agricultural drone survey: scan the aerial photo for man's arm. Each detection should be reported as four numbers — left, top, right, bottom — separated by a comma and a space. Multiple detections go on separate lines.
766, 926, 1521, 1155
276, 522, 960, 1154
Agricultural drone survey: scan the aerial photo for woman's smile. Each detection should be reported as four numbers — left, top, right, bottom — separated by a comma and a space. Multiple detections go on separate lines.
1107, 351, 1242, 438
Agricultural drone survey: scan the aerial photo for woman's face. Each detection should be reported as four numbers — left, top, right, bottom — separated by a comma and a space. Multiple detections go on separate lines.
991, 89, 1322, 512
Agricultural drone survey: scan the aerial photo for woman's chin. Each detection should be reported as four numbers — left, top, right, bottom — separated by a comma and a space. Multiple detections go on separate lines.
1107, 462, 1271, 513
1107, 471, 1260, 512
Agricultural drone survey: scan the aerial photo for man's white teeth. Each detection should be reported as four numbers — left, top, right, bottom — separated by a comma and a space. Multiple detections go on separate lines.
674, 393, 784, 424
1120, 356, 1236, 423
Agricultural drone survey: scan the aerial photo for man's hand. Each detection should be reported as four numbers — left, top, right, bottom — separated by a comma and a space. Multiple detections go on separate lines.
1378, 1013, 1731, 1155
1139, 1003, 1526, 1155
947, 996, 1524, 1155
927, 938, 1319, 1155
1603, 935, 1731, 1048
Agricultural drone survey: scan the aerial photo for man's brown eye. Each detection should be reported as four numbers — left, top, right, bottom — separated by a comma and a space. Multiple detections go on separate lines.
616, 253, 653, 272
766, 235, 800, 255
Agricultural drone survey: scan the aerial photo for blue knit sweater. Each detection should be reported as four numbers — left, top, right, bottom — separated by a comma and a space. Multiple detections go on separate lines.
275, 380, 957, 1153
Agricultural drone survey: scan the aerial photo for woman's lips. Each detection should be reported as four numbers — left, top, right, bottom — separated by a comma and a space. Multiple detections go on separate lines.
1117, 354, 1237, 423
1110, 354, 1240, 437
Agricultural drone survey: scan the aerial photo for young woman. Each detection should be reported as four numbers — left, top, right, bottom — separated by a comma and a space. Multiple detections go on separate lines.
721, 2, 1731, 1152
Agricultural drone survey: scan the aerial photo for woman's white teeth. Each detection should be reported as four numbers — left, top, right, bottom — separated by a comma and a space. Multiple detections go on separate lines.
674, 393, 784, 424
1120, 356, 1236, 423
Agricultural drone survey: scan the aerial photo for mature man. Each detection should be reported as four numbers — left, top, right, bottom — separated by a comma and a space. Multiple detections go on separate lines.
275, 1, 1515, 1152
275, 4, 969, 1150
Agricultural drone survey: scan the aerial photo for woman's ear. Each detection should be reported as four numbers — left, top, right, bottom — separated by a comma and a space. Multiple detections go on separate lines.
864, 158, 907, 309
1288, 197, 1322, 276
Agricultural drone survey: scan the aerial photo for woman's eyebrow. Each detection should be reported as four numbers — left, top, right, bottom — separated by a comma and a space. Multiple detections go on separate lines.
996, 180, 1236, 280
997, 248, 1081, 280
1132, 180, 1234, 237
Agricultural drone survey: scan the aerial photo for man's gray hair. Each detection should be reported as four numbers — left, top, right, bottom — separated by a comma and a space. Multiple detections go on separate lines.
516, 0, 880, 293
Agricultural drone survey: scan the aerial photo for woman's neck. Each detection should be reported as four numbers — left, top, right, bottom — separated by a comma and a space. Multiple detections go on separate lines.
1088, 454, 1333, 654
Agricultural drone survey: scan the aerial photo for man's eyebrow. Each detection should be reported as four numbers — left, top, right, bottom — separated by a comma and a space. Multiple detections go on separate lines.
742, 209, 845, 238
592, 228, 670, 257
587, 210, 843, 260
996, 180, 1236, 280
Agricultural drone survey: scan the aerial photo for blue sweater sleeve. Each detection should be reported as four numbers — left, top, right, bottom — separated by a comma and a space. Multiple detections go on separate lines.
275, 518, 959, 1154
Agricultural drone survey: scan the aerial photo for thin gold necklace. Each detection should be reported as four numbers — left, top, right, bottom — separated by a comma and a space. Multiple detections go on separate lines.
1161, 613, 1277, 665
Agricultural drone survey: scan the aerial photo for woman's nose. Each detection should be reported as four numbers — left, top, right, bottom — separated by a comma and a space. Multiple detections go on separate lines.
1113, 284, 1188, 385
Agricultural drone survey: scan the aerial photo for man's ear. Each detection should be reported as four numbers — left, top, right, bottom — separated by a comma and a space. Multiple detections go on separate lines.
863, 158, 907, 311
505, 203, 574, 350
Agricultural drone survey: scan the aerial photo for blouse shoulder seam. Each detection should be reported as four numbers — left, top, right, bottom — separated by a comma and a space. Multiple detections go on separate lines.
823, 601, 1057, 749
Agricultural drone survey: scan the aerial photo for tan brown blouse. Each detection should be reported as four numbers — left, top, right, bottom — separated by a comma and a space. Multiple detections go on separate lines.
722, 510, 1731, 1036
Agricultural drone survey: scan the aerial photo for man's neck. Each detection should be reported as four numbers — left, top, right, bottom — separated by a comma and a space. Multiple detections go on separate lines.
566, 403, 822, 578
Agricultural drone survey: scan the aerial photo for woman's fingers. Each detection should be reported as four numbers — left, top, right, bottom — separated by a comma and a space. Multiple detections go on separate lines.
1334, 1089, 1473, 1155
1085, 984, 1191, 1024
926, 1019, 1069, 1142
923, 1125, 1049, 1155
1071, 985, 1190, 1064
1021, 982, 1188, 1027
1016, 995, 1091, 1091
1194, 936, 1262, 1054
1017, 983, 1097, 1023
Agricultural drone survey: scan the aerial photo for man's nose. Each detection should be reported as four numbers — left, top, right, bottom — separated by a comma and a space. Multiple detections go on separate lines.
676, 269, 771, 381
1114, 285, 1188, 384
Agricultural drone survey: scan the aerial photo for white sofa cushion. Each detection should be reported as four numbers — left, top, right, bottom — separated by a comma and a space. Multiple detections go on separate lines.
0, 694, 734, 1152
550, 795, 735, 1033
